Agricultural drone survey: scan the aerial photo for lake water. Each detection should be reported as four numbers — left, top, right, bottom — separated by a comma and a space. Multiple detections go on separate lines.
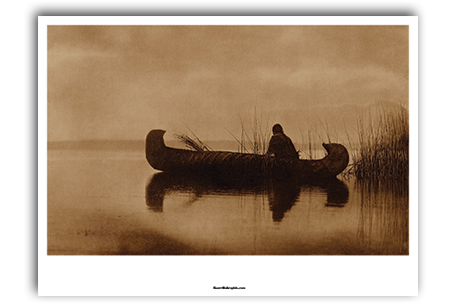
47, 147, 408, 255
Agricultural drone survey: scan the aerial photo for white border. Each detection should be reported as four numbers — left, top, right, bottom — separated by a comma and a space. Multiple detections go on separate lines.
41, 15, 415, 26
38, 16, 418, 296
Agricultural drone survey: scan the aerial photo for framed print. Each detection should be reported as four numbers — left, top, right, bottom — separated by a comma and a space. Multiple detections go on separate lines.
38, 16, 418, 296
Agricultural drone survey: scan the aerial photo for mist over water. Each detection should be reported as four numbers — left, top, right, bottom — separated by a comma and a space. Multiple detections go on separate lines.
47, 145, 408, 255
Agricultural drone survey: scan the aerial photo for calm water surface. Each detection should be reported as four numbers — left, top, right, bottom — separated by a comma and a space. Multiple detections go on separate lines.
47, 148, 408, 255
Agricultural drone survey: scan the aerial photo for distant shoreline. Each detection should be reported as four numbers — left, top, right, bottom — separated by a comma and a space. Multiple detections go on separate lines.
48, 140, 354, 151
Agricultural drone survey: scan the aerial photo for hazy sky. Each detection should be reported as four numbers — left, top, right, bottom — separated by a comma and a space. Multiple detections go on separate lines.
48, 25, 408, 142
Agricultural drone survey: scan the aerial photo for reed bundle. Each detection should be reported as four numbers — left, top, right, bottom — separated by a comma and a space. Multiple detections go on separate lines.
174, 133, 211, 152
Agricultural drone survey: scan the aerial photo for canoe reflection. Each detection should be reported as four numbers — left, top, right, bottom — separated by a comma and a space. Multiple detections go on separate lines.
145, 172, 349, 222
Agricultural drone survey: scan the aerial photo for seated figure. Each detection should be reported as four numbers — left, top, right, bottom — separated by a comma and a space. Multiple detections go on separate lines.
266, 124, 299, 159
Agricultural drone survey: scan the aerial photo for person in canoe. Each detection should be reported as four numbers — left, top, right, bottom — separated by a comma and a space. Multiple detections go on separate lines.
266, 124, 299, 159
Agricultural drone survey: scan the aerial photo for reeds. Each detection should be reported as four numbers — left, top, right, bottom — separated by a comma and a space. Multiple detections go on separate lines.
352, 106, 409, 180
238, 110, 273, 155
176, 104, 409, 181
174, 133, 211, 152
222, 108, 273, 154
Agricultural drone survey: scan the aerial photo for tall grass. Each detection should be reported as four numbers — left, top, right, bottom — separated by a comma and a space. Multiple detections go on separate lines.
352, 106, 409, 180
228, 113, 331, 158
238, 109, 273, 155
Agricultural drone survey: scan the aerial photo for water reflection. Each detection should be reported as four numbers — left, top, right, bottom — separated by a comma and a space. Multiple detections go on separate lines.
267, 180, 300, 222
145, 172, 349, 222
324, 179, 350, 207
357, 179, 409, 255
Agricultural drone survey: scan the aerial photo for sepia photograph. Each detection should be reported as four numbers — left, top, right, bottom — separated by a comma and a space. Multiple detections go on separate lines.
47, 23, 409, 256
39, 16, 418, 296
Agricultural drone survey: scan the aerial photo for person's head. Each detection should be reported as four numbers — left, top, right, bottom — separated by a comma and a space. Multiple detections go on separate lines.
272, 124, 283, 135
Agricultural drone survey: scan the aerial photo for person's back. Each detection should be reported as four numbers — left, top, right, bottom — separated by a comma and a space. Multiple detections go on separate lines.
267, 124, 298, 159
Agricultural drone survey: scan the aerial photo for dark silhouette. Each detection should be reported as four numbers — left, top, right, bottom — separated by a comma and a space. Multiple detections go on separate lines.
266, 124, 299, 159
268, 180, 301, 222
145, 172, 349, 222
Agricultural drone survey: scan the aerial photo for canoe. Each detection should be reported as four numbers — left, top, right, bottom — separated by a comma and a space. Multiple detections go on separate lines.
145, 129, 349, 181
